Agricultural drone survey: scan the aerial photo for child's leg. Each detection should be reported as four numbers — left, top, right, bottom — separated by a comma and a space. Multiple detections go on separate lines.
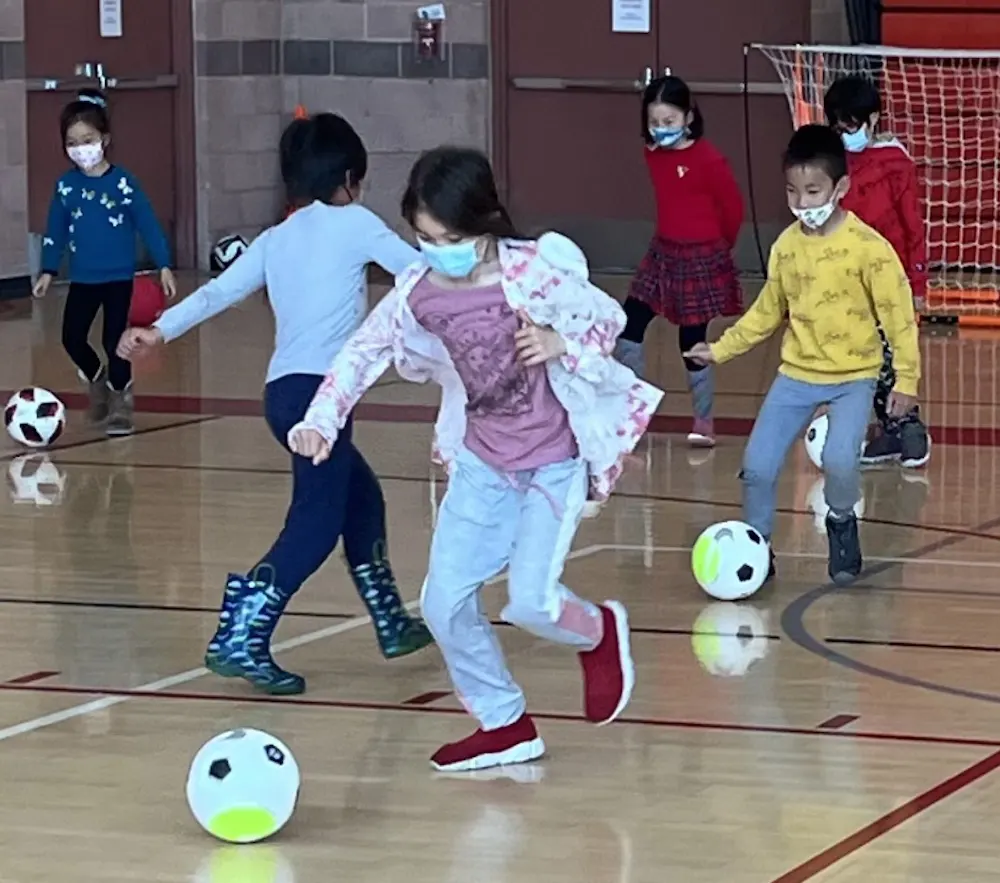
61, 282, 108, 422
504, 457, 635, 725
741, 375, 824, 540
100, 280, 136, 436
340, 446, 434, 658
613, 297, 656, 376
205, 375, 356, 694
422, 451, 538, 771
679, 322, 714, 445
823, 379, 876, 585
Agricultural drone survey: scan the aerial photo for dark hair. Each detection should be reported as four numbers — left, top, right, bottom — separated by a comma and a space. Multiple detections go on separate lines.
279, 112, 368, 207
641, 75, 705, 144
400, 146, 522, 239
782, 124, 848, 183
823, 75, 880, 128
60, 88, 110, 143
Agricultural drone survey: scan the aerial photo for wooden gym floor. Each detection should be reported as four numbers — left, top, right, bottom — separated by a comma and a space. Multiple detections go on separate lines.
2, 276, 1000, 882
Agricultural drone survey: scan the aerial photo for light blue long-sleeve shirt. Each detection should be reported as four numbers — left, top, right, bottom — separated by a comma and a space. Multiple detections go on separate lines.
155, 201, 420, 383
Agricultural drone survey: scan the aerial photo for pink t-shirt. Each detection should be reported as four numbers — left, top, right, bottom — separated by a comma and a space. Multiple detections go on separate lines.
409, 276, 578, 473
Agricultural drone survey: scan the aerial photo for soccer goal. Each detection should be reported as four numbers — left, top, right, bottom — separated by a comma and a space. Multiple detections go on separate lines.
750, 42, 1000, 325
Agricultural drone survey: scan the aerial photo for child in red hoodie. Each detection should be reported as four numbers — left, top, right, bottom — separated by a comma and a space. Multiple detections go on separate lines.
824, 75, 930, 468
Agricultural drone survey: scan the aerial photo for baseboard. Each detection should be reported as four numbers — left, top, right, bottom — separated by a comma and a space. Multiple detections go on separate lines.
0, 275, 31, 300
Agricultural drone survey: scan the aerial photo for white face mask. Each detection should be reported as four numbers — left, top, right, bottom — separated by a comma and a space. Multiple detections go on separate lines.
67, 142, 105, 171
791, 201, 836, 230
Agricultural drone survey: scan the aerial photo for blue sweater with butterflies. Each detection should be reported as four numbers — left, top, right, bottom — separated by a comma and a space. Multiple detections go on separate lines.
40, 165, 171, 284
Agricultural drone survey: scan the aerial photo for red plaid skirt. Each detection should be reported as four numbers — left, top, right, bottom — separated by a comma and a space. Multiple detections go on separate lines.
628, 236, 743, 326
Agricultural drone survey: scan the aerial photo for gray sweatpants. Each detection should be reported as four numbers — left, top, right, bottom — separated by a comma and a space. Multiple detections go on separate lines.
741, 374, 876, 538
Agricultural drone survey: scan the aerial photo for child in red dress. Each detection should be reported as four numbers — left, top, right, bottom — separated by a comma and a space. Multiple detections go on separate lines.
614, 75, 744, 447
824, 75, 931, 468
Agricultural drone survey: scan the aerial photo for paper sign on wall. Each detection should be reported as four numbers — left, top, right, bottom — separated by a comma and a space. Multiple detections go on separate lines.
100, 0, 123, 38
612, 0, 650, 33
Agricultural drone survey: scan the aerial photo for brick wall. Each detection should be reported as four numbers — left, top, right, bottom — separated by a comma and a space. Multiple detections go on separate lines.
193, 0, 489, 265
0, 0, 27, 288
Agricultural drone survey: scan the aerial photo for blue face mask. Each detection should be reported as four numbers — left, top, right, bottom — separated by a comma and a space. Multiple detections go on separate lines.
650, 126, 685, 148
419, 238, 481, 279
841, 126, 869, 153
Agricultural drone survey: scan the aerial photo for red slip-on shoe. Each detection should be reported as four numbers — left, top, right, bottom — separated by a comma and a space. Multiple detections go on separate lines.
430, 713, 546, 772
578, 601, 635, 725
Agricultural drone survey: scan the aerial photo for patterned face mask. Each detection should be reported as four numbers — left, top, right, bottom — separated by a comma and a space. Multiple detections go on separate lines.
67, 142, 105, 170
791, 201, 836, 230
649, 126, 685, 148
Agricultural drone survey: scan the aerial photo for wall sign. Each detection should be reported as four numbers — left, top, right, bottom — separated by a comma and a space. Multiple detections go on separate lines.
100, 0, 123, 38
612, 0, 650, 33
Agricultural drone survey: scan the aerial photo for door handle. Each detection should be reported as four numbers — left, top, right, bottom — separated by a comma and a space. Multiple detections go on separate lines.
26, 73, 179, 93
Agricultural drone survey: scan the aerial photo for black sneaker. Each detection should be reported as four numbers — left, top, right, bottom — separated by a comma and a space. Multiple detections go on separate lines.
899, 420, 930, 468
860, 429, 902, 465
826, 513, 862, 586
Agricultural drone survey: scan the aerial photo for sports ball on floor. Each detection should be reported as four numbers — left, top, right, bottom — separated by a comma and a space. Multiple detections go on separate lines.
6, 454, 67, 506
129, 274, 167, 327
803, 413, 866, 470
193, 845, 295, 883
4, 388, 66, 448
211, 234, 250, 272
691, 519, 770, 601
187, 728, 300, 844
690, 602, 771, 677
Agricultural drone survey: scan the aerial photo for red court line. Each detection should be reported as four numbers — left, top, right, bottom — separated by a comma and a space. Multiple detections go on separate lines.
6, 388, 1000, 446
402, 690, 452, 706
1, 678, 999, 750
817, 714, 859, 730
4, 670, 59, 685
770, 748, 1000, 882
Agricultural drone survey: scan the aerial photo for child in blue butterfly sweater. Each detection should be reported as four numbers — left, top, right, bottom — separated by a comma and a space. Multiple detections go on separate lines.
33, 89, 175, 436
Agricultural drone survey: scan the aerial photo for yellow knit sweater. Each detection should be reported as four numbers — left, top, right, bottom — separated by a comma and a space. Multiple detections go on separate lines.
710, 212, 920, 396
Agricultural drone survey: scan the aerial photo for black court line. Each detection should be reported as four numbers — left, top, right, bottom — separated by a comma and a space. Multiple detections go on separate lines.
36, 458, 1000, 546
0, 414, 222, 464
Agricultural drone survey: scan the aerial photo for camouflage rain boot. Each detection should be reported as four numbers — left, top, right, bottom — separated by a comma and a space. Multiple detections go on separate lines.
350, 555, 434, 659
205, 569, 305, 695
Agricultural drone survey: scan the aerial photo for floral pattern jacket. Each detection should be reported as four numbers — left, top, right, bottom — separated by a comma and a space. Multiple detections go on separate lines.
292, 232, 664, 502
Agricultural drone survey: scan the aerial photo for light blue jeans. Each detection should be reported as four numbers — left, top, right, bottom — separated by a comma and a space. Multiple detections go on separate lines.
420, 449, 603, 731
742, 374, 876, 538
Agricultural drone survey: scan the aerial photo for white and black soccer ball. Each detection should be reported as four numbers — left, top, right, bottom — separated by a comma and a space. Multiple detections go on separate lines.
186, 727, 300, 843
6, 454, 67, 506
210, 233, 249, 272
804, 413, 866, 470
691, 519, 771, 601
4, 388, 66, 448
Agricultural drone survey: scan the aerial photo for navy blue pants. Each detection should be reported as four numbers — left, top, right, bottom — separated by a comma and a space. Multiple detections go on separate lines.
254, 374, 386, 595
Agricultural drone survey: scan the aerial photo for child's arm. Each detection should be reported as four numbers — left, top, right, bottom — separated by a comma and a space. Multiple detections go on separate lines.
708, 156, 745, 248
708, 267, 786, 363
865, 245, 920, 397
153, 229, 269, 343
39, 183, 70, 276
290, 290, 399, 455
360, 210, 421, 275
122, 174, 172, 271
892, 160, 928, 304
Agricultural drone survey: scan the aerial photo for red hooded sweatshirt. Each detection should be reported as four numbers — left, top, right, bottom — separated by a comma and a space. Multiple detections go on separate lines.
840, 136, 927, 301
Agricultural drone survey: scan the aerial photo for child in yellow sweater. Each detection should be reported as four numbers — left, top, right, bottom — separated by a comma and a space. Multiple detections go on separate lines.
685, 124, 920, 585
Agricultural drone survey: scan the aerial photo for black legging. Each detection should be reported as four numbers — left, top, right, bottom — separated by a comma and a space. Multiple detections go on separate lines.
62, 279, 134, 390
620, 296, 709, 372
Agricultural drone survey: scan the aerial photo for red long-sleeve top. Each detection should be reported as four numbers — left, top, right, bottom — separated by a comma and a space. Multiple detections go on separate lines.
840, 138, 927, 301
645, 138, 744, 246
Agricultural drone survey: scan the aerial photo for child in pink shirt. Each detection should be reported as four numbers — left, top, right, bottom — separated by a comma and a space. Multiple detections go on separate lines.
290, 147, 663, 773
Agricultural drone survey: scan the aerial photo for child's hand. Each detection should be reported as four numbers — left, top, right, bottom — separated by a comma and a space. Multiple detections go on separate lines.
117, 327, 164, 360
160, 267, 178, 300
682, 342, 715, 365
32, 273, 52, 299
515, 310, 566, 366
887, 391, 917, 418
289, 427, 332, 466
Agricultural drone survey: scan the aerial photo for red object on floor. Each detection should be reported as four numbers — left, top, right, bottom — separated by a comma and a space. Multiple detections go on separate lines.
129, 275, 166, 327
430, 713, 545, 771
